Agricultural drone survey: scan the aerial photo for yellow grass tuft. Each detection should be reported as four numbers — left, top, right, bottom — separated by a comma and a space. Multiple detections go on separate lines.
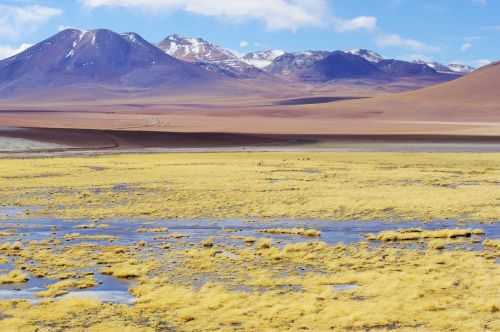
368, 228, 484, 242
260, 228, 321, 237
0, 270, 29, 284
36, 276, 96, 298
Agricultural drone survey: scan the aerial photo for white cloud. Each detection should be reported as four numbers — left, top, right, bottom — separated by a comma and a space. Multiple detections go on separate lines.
0, 43, 32, 60
334, 16, 377, 32
0, 4, 62, 39
82, 0, 328, 31
239, 40, 249, 48
375, 33, 439, 53
461, 42, 472, 52
476, 59, 492, 67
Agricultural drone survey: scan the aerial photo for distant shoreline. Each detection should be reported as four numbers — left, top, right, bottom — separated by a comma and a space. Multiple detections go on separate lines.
2, 127, 500, 157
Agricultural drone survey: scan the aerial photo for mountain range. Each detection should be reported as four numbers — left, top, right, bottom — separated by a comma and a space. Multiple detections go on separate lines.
0, 29, 478, 98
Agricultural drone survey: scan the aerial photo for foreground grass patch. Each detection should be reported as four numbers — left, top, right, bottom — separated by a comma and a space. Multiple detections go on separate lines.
0, 237, 498, 331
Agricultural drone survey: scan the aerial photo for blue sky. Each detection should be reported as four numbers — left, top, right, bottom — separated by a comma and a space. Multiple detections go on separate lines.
0, 0, 498, 67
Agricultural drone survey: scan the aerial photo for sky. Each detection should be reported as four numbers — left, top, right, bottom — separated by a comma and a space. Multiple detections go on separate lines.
0, 0, 498, 67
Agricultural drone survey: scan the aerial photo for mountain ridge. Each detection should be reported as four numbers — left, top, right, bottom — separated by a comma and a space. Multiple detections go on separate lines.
0, 28, 483, 98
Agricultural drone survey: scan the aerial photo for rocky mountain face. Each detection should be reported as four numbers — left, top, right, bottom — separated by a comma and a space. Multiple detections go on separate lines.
242, 50, 286, 69
302, 51, 382, 82
265, 50, 449, 82
0, 29, 217, 93
413, 60, 475, 75
344, 49, 384, 63
376, 59, 438, 77
265, 51, 330, 79
158, 35, 264, 78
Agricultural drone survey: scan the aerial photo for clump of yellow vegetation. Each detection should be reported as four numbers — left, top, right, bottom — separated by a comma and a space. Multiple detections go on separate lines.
256, 238, 272, 249
484, 239, 500, 249
2, 152, 500, 221
260, 228, 321, 237
201, 237, 215, 248
36, 276, 96, 298
75, 223, 109, 229
0, 241, 22, 251
230, 236, 257, 244
367, 228, 484, 241
0, 270, 29, 284
137, 227, 168, 233
102, 261, 154, 279
63, 233, 117, 241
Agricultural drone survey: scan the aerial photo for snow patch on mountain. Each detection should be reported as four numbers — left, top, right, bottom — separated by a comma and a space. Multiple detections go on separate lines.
345, 49, 384, 63
159, 35, 236, 63
242, 50, 285, 69
447, 63, 475, 74
413, 60, 475, 74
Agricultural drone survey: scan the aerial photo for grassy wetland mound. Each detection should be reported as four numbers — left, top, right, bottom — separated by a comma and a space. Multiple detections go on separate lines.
1, 152, 500, 221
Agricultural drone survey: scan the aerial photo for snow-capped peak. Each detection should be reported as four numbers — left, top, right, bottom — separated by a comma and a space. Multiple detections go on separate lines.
413, 60, 451, 73
158, 34, 264, 78
242, 50, 286, 69
413, 60, 475, 75
121, 32, 139, 43
447, 63, 475, 74
158, 34, 237, 63
345, 49, 384, 63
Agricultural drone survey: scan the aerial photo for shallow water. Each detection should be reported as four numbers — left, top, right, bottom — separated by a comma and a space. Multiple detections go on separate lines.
1, 215, 499, 303
0, 207, 28, 219
1, 217, 499, 248
0, 268, 132, 304
61, 273, 134, 304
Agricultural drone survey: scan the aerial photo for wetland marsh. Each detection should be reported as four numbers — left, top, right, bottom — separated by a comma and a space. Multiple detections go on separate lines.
0, 152, 499, 331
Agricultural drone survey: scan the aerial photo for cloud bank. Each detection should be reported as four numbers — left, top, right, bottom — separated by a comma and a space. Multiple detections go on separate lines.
0, 43, 32, 60
334, 16, 377, 32
0, 4, 62, 39
82, 0, 329, 31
